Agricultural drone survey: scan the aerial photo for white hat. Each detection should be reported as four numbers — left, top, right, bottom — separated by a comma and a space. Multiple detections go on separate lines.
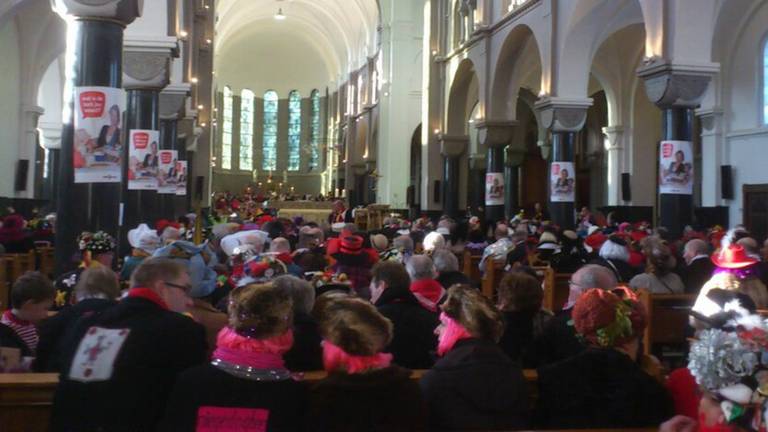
436, 227, 450, 236
128, 224, 160, 253
220, 230, 270, 257
331, 222, 346, 233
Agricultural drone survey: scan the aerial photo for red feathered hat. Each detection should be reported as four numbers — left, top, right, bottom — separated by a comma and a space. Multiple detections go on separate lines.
711, 244, 759, 269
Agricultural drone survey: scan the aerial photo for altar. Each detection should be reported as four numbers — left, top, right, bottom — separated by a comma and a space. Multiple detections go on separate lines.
270, 201, 334, 226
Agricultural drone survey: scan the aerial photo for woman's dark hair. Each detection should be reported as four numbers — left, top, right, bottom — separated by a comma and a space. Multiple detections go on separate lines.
497, 272, 543, 313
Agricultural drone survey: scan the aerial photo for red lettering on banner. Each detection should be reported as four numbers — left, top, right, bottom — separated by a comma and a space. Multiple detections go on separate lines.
197, 406, 269, 432
160, 151, 173, 164
662, 142, 673, 158
133, 132, 149, 149
79, 91, 106, 119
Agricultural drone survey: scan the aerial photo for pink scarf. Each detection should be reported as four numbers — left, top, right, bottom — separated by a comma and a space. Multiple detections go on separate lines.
212, 327, 294, 370
437, 312, 473, 357
322, 340, 392, 374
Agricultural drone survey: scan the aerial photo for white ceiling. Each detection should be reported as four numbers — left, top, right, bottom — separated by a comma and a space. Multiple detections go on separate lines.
215, 0, 380, 84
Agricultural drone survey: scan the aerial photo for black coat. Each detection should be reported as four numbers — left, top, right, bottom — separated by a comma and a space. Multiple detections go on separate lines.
309, 366, 425, 432
590, 257, 638, 283
376, 290, 439, 369
284, 311, 323, 372
35, 298, 117, 372
50, 296, 208, 432
530, 308, 585, 367
159, 363, 309, 431
420, 338, 528, 431
436, 270, 471, 289
683, 257, 715, 294
536, 347, 673, 429
499, 310, 552, 368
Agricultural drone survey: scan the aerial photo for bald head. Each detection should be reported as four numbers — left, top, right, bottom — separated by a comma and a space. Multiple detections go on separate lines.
571, 264, 617, 294
269, 237, 291, 254
494, 224, 508, 241
406, 255, 436, 281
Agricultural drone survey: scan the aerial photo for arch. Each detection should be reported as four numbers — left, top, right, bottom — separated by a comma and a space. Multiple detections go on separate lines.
446, 58, 479, 136
557, 0, 644, 98
239, 89, 254, 171
489, 24, 543, 121
262, 90, 279, 171
221, 86, 233, 170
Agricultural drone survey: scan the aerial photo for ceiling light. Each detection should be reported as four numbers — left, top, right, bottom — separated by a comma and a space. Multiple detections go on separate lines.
190, 77, 198, 84
275, 8, 286, 20
179, 30, 188, 39
198, 104, 204, 110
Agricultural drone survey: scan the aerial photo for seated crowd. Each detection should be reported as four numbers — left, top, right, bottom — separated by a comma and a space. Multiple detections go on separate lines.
1, 200, 768, 431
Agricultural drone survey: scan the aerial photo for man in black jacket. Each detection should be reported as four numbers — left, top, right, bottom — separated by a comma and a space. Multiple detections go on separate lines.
682, 239, 714, 294
370, 261, 438, 369
50, 258, 207, 432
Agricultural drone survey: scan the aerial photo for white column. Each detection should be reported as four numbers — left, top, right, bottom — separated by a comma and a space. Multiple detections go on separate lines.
696, 107, 724, 207
18, 105, 44, 197
602, 125, 624, 205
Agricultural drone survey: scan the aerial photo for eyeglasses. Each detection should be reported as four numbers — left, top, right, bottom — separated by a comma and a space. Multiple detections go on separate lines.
163, 281, 192, 294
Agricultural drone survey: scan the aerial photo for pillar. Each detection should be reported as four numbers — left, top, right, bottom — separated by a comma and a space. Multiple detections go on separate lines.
20, 106, 44, 198
638, 60, 715, 236
467, 154, 485, 215
505, 147, 525, 220
602, 126, 624, 205
697, 108, 724, 207
439, 135, 468, 218
477, 121, 516, 223
535, 97, 591, 230
158, 87, 188, 220
121, 49, 170, 255
52, 0, 141, 275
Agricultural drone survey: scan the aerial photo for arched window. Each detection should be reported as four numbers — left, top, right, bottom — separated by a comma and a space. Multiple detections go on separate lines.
310, 90, 321, 170
262, 90, 278, 171
222, 86, 233, 170
240, 89, 254, 171
764, 39, 768, 124
288, 90, 301, 171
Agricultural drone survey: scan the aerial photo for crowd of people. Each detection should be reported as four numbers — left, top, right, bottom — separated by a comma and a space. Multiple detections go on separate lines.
1, 200, 768, 431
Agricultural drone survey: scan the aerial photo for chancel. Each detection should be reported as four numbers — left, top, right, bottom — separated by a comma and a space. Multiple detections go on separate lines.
1, 0, 768, 431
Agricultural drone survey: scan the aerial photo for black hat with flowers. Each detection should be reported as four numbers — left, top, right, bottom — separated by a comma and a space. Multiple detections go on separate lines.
78, 231, 116, 254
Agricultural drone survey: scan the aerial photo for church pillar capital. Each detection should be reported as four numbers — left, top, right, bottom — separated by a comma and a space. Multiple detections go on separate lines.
123, 48, 173, 90
534, 97, 592, 132
159, 84, 189, 120
438, 134, 468, 158
636, 59, 719, 109
602, 126, 624, 151
505, 147, 526, 168
51, 0, 143, 25
475, 120, 516, 149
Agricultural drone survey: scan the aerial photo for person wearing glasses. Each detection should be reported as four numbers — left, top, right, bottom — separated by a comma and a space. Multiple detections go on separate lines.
51, 258, 207, 432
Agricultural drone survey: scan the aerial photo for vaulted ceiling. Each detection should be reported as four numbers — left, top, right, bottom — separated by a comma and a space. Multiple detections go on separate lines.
215, 0, 380, 85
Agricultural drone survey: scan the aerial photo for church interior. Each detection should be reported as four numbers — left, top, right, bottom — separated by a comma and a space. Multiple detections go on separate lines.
1, 0, 768, 431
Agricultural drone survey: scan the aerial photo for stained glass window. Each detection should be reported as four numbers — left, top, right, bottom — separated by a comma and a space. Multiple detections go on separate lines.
310, 90, 320, 170
288, 90, 301, 171
239, 89, 254, 171
222, 86, 233, 170
262, 90, 278, 171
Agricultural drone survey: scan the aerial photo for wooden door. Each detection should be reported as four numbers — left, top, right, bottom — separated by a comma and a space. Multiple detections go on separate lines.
744, 184, 768, 242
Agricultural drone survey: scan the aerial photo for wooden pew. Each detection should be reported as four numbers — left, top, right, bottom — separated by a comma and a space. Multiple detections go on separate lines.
637, 289, 696, 357
36, 247, 55, 279
481, 258, 506, 299
462, 249, 482, 286
6, 251, 36, 286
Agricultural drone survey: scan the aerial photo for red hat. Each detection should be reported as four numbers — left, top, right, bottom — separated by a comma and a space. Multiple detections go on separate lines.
573, 288, 647, 348
711, 244, 759, 269
156, 219, 180, 235
340, 235, 363, 255
584, 232, 607, 250
630, 230, 648, 243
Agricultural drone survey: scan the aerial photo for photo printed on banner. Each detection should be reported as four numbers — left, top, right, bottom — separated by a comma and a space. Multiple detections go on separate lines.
175, 161, 187, 196
550, 161, 575, 202
128, 130, 160, 191
485, 172, 505, 206
158, 150, 178, 194
659, 140, 694, 195
73, 87, 125, 183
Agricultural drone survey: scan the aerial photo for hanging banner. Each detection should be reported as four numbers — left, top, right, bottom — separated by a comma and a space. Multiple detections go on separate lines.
485, 172, 505, 206
175, 161, 188, 196
550, 162, 575, 202
659, 140, 694, 195
73, 86, 125, 183
128, 130, 160, 191
157, 150, 178, 194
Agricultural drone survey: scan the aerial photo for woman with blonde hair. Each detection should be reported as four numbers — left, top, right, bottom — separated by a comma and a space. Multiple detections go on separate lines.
420, 285, 528, 431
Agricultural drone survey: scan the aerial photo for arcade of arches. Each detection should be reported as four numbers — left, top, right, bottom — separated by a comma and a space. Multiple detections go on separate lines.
0, 0, 767, 237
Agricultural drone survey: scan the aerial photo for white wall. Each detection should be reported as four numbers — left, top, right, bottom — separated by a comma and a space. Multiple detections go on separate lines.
0, 19, 20, 197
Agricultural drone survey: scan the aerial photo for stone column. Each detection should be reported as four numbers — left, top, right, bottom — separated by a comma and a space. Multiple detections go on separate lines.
535, 97, 591, 230
38, 121, 62, 202
158, 87, 187, 220
120, 49, 171, 256
51, 0, 141, 275
467, 154, 486, 215
602, 126, 624, 205
504, 147, 525, 220
477, 121, 515, 223
20, 106, 44, 198
637, 60, 716, 236
697, 108, 724, 207
439, 135, 468, 217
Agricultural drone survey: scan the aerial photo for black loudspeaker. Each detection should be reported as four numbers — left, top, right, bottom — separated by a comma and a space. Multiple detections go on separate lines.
433, 180, 440, 203
721, 165, 733, 200
14, 160, 29, 191
195, 176, 204, 200
621, 173, 631, 202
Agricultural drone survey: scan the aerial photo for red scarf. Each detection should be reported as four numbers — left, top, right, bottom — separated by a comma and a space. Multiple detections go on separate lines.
213, 327, 293, 370
322, 340, 392, 374
127, 287, 168, 310
409, 279, 446, 312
